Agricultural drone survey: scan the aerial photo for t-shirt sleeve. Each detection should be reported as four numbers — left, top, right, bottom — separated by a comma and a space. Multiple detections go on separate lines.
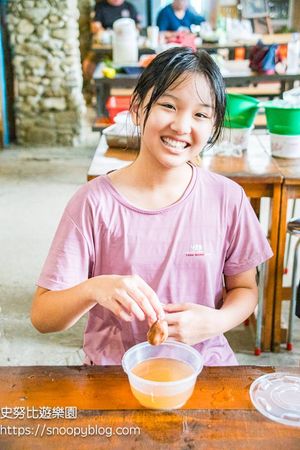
223, 188, 273, 276
189, 11, 205, 26
37, 187, 95, 291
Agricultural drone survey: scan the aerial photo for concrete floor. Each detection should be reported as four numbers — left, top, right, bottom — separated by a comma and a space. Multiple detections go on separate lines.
0, 111, 299, 366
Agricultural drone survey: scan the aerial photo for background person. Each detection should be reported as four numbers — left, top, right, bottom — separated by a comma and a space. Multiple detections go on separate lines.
82, 0, 141, 103
156, 0, 205, 33
91, 0, 141, 35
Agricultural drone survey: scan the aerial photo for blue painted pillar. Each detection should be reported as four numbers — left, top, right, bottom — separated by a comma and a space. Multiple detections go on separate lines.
0, 23, 9, 146
0, 0, 14, 146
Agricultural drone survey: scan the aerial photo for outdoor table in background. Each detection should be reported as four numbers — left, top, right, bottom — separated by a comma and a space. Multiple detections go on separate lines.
91, 33, 292, 60
93, 60, 300, 118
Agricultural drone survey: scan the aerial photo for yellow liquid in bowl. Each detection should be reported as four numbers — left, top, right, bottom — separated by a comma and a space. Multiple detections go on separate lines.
131, 358, 195, 409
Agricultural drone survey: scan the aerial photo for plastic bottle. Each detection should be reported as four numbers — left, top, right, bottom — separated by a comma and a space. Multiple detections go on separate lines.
287, 33, 300, 73
112, 18, 138, 66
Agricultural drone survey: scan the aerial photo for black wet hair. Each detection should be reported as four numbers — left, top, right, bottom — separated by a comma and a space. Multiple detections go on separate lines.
130, 47, 226, 148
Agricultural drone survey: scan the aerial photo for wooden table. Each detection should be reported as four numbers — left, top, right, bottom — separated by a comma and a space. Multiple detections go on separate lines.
91, 33, 292, 60
91, 41, 246, 61
92, 60, 300, 117
87, 135, 283, 351
0, 365, 299, 449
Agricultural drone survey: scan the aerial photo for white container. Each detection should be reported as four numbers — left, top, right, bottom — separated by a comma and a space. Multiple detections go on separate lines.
222, 127, 252, 151
147, 26, 159, 48
283, 87, 300, 106
103, 111, 140, 150
287, 33, 300, 74
270, 133, 300, 158
112, 18, 138, 66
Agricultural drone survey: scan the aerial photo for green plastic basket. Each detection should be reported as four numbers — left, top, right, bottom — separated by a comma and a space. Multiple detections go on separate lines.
224, 93, 260, 129
263, 103, 300, 135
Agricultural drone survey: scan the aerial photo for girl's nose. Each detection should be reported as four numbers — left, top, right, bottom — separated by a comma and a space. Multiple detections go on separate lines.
170, 113, 192, 135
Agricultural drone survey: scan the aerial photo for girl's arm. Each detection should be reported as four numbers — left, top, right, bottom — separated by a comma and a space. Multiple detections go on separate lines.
31, 284, 96, 333
163, 268, 258, 345
219, 268, 258, 333
31, 274, 165, 334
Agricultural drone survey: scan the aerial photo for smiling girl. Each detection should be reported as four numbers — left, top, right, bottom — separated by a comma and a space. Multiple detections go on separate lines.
31, 47, 272, 366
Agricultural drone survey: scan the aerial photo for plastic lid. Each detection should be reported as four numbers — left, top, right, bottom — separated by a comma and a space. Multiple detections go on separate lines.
250, 372, 300, 427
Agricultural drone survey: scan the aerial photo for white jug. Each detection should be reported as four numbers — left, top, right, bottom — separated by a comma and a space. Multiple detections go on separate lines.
112, 18, 138, 66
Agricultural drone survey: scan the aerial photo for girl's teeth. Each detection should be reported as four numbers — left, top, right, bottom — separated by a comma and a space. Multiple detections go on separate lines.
162, 137, 186, 149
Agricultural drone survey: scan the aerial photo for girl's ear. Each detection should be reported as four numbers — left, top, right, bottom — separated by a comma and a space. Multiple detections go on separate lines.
130, 102, 140, 126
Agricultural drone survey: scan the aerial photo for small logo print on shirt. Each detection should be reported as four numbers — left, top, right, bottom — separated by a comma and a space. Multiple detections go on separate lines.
185, 244, 205, 256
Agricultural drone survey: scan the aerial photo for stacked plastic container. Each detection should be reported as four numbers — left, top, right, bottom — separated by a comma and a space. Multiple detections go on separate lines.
222, 93, 260, 151
263, 88, 300, 158
224, 91, 300, 158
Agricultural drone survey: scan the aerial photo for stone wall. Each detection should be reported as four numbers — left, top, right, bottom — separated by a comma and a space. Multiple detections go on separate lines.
8, 0, 85, 146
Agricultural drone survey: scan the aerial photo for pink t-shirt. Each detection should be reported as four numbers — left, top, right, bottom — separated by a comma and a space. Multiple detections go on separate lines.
37, 165, 273, 366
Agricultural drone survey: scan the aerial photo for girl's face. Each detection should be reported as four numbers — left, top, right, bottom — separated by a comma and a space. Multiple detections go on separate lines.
135, 73, 215, 169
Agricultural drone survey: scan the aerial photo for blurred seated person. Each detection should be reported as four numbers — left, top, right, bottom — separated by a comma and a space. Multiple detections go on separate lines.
156, 0, 205, 36
82, 0, 141, 101
91, 0, 141, 36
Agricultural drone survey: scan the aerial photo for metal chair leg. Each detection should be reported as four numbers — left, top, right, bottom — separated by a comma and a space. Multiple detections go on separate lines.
284, 199, 297, 275
255, 262, 266, 355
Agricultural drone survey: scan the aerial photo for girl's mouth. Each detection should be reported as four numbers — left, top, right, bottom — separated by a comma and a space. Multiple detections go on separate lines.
161, 136, 190, 152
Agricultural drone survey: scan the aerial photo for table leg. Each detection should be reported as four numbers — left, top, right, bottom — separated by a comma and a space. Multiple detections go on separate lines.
95, 83, 111, 117
281, 80, 295, 96
263, 183, 282, 351
272, 184, 288, 351
95, 85, 102, 117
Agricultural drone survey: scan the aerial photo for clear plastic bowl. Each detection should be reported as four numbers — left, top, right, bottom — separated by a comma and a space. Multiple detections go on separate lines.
122, 341, 203, 410
222, 126, 253, 151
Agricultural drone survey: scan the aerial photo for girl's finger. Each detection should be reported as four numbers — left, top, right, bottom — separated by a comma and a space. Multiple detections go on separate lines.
164, 311, 182, 325
127, 287, 157, 322
114, 291, 145, 321
167, 325, 183, 342
163, 303, 187, 313
118, 310, 133, 322
165, 334, 177, 342
135, 277, 165, 320
108, 299, 134, 322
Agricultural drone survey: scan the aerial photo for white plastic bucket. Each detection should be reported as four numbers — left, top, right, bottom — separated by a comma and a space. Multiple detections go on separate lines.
270, 133, 300, 158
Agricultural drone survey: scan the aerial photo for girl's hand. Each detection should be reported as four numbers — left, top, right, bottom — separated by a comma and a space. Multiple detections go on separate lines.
87, 274, 165, 324
163, 303, 222, 346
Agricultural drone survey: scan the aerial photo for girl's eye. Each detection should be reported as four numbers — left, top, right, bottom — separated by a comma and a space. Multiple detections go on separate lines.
160, 103, 175, 110
195, 112, 208, 119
